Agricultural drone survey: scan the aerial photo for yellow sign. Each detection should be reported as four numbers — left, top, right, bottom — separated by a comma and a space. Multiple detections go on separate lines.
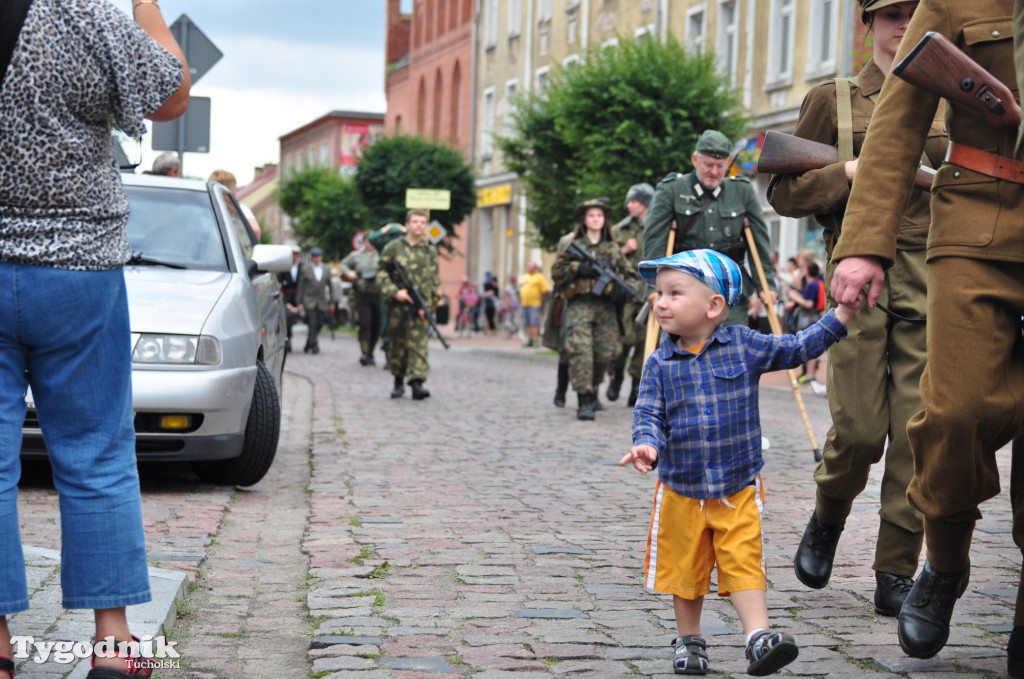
476, 184, 512, 207
405, 188, 451, 210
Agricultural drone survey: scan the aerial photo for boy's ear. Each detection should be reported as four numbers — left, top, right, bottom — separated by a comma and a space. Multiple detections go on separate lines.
706, 293, 727, 318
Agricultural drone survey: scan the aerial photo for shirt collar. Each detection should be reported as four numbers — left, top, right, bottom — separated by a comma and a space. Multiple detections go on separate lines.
658, 323, 733, 360
693, 182, 722, 199
858, 59, 885, 97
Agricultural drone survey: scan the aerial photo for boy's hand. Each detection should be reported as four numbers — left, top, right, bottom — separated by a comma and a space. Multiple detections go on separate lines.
619, 445, 658, 474
834, 291, 866, 325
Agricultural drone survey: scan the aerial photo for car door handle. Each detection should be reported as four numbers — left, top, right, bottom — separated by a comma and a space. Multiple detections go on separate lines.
272, 290, 280, 299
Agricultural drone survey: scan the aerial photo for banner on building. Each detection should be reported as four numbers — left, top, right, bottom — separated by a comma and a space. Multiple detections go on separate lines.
339, 123, 382, 169
729, 133, 765, 177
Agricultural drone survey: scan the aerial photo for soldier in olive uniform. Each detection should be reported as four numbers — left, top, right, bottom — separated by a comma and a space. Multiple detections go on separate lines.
376, 211, 440, 400
551, 198, 636, 421
831, 0, 1024, 668
608, 183, 654, 407
767, 0, 946, 620
341, 233, 382, 366
644, 130, 777, 328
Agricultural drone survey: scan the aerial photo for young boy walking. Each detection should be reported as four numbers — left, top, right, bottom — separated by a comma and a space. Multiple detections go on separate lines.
619, 249, 861, 676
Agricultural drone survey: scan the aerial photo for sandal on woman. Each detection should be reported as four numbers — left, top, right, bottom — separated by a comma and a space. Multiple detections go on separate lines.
672, 635, 709, 675
86, 636, 150, 679
0, 653, 14, 679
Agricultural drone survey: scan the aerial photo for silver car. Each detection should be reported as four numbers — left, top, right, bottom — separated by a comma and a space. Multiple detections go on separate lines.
22, 174, 293, 486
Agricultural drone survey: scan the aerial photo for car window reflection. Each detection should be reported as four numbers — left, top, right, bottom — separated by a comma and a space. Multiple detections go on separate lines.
124, 186, 230, 271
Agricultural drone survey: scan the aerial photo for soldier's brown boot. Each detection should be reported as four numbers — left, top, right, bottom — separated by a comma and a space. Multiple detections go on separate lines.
410, 379, 430, 400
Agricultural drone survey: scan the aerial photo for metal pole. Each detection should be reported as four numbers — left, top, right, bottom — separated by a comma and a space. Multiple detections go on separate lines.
175, 16, 190, 175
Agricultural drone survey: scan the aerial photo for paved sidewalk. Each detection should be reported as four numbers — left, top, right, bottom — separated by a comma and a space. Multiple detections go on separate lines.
10, 547, 186, 678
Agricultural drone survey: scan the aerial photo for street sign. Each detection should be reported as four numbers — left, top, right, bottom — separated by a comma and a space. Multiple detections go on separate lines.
152, 96, 211, 153
427, 220, 447, 245
169, 15, 222, 84
405, 188, 451, 211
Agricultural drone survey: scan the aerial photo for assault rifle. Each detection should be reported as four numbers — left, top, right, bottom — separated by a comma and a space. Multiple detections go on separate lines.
893, 31, 1020, 130
566, 241, 645, 305
757, 130, 936, 189
382, 259, 450, 350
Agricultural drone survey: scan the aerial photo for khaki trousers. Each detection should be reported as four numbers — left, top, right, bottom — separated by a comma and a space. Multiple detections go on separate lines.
909, 258, 1024, 573
814, 249, 927, 576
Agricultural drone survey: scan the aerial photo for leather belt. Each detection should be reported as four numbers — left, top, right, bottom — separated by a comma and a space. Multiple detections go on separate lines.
945, 141, 1024, 185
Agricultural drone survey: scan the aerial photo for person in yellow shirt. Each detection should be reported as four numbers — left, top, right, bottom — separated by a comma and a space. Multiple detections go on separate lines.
518, 261, 551, 348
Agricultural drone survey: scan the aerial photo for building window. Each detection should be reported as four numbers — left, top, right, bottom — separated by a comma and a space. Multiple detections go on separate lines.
449, 0, 458, 30
767, 0, 795, 86
395, 115, 404, 135
417, 77, 427, 134
563, 53, 580, 70
716, 0, 738, 84
306, 147, 314, 168
535, 66, 550, 93
508, 0, 521, 37
320, 142, 328, 165
567, 8, 578, 45
635, 23, 655, 41
437, 0, 447, 36
426, 0, 435, 42
538, 0, 553, 22
451, 61, 463, 143
686, 5, 706, 52
485, 0, 498, 48
481, 87, 496, 158
806, 0, 837, 77
433, 69, 443, 138
504, 79, 518, 134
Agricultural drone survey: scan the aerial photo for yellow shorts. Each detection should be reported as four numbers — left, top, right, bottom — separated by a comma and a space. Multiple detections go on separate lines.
644, 478, 766, 599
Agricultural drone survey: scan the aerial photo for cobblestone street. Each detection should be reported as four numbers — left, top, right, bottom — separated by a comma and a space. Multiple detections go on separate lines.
15, 327, 1020, 677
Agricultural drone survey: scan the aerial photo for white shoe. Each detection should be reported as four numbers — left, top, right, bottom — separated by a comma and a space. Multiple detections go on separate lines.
810, 380, 827, 397
761, 436, 771, 450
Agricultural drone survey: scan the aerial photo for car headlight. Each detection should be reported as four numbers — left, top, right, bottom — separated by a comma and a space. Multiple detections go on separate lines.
132, 335, 222, 366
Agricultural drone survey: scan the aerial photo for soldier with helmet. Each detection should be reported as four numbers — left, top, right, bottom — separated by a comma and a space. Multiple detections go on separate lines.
643, 130, 777, 328
608, 182, 654, 406
551, 198, 637, 421
766, 0, 945, 620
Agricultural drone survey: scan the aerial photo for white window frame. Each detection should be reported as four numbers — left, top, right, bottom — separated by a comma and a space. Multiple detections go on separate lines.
320, 142, 329, 165
504, 78, 519, 134
601, 37, 619, 51
766, 0, 795, 88
686, 4, 706, 52
635, 23, 655, 41
508, 0, 522, 37
538, 0, 553, 22
481, 87, 496, 158
534, 65, 550, 93
716, 0, 738, 85
485, 0, 499, 48
805, 0, 838, 79
563, 53, 581, 69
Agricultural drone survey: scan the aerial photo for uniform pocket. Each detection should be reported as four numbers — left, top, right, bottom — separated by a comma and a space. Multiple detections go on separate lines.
928, 163, 998, 248
962, 18, 1014, 86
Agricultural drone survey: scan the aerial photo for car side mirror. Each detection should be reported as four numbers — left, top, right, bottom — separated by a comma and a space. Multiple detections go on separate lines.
249, 244, 292, 278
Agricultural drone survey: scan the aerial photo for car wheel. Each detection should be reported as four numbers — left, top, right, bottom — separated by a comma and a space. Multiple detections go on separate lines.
192, 361, 281, 486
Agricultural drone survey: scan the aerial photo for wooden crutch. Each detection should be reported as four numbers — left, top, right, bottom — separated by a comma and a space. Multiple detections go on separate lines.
742, 219, 823, 462
643, 219, 676, 358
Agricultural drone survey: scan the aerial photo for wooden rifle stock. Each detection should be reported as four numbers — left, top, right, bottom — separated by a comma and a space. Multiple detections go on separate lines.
757, 130, 935, 189
893, 31, 1021, 130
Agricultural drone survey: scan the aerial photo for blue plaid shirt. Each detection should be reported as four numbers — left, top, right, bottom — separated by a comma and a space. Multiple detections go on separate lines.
632, 311, 846, 499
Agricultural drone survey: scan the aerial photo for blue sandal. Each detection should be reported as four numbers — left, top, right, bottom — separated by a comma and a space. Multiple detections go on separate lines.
672, 635, 709, 675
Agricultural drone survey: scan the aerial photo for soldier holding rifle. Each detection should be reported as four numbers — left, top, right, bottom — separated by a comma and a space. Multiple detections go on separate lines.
376, 209, 441, 400
766, 0, 947, 619
643, 130, 777, 328
829, 0, 1024, 670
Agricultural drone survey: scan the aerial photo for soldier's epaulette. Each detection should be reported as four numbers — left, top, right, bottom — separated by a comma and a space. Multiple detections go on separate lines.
728, 174, 751, 183
657, 172, 683, 185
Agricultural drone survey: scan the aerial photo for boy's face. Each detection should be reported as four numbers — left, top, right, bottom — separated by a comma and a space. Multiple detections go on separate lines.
406, 214, 428, 239
653, 268, 721, 335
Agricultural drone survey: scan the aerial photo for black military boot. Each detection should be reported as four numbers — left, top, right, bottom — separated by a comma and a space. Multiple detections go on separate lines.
577, 392, 596, 421
554, 363, 569, 408
793, 512, 845, 589
607, 367, 624, 401
898, 560, 970, 659
409, 379, 430, 400
627, 378, 640, 407
875, 571, 915, 617
390, 376, 404, 399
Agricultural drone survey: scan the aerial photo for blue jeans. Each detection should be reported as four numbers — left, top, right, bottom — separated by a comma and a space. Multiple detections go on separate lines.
0, 263, 150, 613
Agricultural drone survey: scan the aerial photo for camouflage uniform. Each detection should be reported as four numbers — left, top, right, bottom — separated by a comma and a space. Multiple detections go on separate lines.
376, 237, 439, 383
551, 235, 633, 395
611, 214, 646, 381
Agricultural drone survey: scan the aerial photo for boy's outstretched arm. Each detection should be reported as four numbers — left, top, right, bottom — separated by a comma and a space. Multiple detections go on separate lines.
834, 292, 866, 325
619, 444, 658, 474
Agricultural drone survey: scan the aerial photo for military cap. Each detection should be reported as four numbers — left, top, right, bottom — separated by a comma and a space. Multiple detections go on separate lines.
574, 197, 613, 224
310, 247, 324, 256
624, 182, 655, 208
695, 130, 733, 159
858, 0, 907, 20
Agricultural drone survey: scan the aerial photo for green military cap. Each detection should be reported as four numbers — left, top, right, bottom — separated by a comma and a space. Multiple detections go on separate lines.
695, 130, 732, 159
574, 197, 613, 223
858, 0, 907, 20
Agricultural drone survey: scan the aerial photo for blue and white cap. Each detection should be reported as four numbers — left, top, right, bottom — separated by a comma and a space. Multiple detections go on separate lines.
638, 249, 743, 307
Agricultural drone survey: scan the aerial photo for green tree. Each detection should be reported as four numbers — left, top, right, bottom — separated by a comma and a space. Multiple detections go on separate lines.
354, 135, 475, 233
500, 36, 746, 250
278, 167, 370, 260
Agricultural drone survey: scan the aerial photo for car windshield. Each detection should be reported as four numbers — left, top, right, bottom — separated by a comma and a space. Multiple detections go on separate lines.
124, 185, 229, 271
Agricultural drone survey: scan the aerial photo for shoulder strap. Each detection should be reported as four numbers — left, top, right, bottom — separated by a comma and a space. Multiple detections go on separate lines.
835, 77, 855, 163
0, 0, 33, 92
